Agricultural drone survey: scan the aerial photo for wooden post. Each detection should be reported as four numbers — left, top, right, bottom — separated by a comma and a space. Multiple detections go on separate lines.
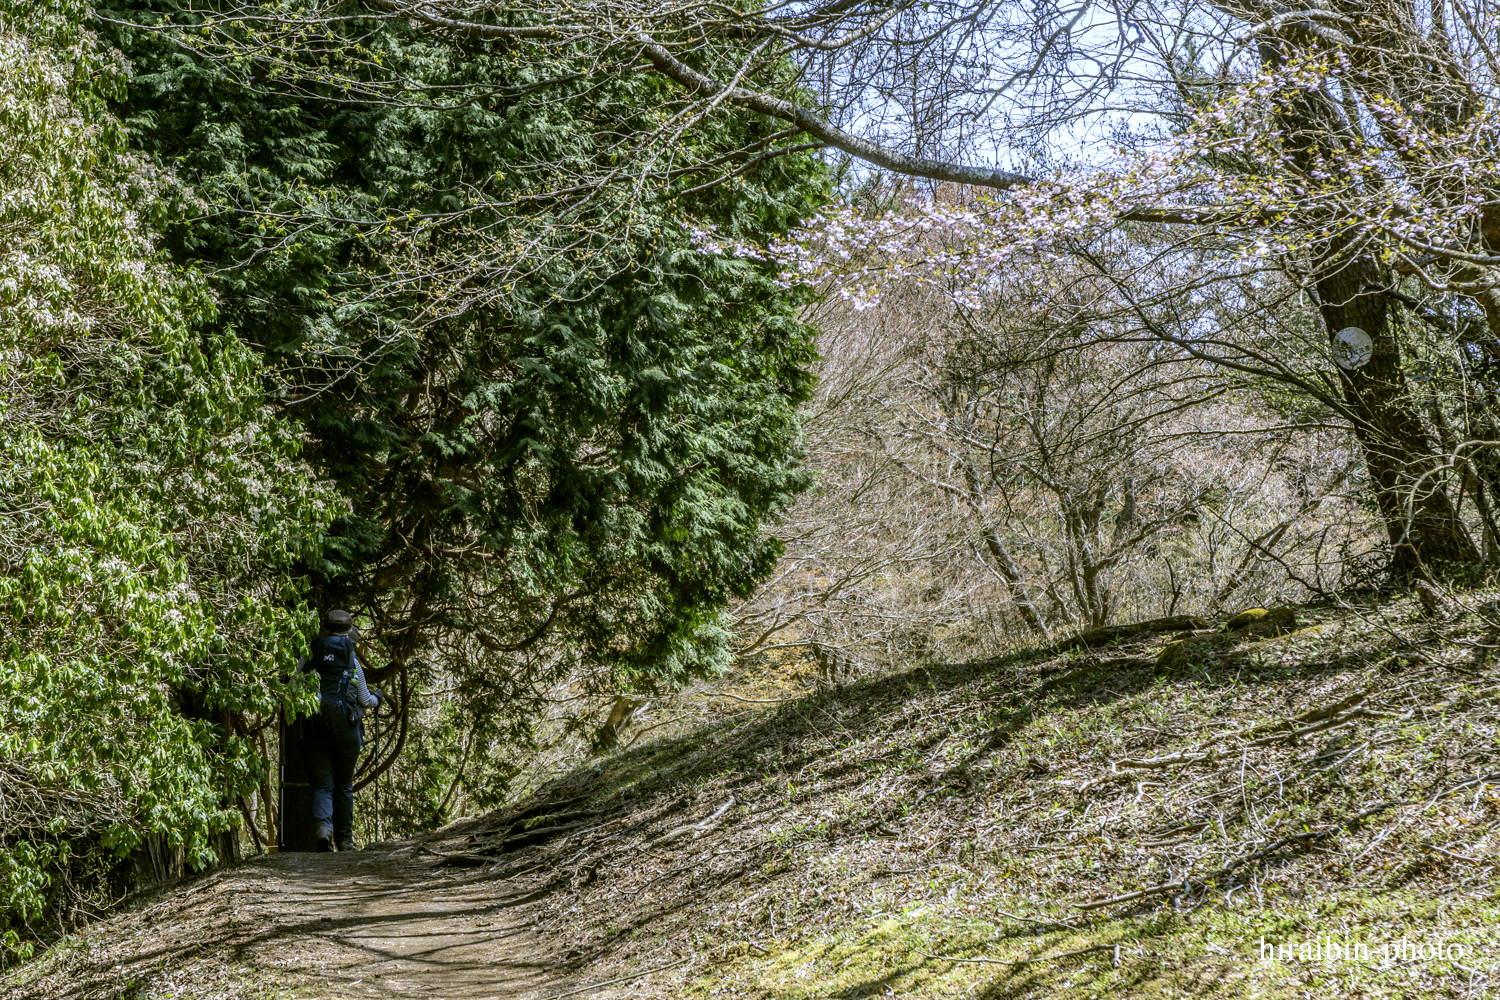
277, 709, 316, 852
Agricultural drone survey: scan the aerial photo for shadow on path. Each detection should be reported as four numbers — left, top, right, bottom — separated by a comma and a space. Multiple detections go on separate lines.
12, 851, 568, 1000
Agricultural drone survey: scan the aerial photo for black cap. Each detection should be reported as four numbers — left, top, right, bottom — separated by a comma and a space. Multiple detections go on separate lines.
323, 609, 354, 634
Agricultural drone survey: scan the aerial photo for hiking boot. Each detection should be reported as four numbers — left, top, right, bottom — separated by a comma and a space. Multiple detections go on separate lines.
314, 822, 334, 852
337, 839, 357, 853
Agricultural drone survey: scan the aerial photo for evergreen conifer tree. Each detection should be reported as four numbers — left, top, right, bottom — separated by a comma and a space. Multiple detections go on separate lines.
99, 2, 830, 821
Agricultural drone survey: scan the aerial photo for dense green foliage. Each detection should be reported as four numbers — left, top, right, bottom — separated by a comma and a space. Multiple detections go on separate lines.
0, 0, 826, 954
0, 8, 330, 958
98, 6, 829, 824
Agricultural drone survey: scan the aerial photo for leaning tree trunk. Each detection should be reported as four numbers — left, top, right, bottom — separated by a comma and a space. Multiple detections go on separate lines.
1315, 252, 1478, 579
979, 525, 1049, 635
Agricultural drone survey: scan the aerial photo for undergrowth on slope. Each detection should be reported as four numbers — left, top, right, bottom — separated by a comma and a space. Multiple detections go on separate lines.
460, 592, 1498, 998
9, 592, 1498, 999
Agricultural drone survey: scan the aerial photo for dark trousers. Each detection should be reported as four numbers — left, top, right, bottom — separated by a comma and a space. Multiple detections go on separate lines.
301, 711, 361, 841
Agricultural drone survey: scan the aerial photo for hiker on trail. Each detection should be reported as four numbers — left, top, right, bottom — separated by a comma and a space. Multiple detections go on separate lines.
303, 609, 381, 853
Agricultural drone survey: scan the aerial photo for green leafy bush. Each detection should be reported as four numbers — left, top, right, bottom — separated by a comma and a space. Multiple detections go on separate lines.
0, 8, 332, 959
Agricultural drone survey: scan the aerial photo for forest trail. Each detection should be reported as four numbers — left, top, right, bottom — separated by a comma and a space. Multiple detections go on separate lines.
8, 598, 1499, 1000
8, 849, 569, 1000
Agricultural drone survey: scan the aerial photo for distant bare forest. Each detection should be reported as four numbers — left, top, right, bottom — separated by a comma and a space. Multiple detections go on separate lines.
734, 198, 1389, 675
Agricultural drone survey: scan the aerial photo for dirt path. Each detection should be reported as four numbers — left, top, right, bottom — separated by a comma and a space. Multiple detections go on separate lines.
8, 850, 571, 1000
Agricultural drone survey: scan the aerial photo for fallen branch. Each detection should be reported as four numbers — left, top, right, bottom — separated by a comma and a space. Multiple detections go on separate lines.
1112, 750, 1216, 771
544, 957, 693, 999
1290, 689, 1369, 725
1424, 771, 1500, 808
646, 797, 737, 847
1243, 708, 1398, 747
1053, 616, 1207, 652
1423, 842, 1488, 863
997, 909, 1079, 932
707, 691, 809, 704
1139, 823, 1209, 848
1092, 699, 1395, 786
1073, 801, 1404, 911
920, 942, 1118, 966
1073, 880, 1190, 911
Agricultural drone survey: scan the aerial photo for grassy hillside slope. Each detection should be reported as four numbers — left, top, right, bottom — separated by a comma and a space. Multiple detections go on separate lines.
8, 594, 1498, 999
472, 594, 1498, 999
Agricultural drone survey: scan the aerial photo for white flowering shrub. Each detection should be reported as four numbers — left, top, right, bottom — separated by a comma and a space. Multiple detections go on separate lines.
0, 9, 332, 959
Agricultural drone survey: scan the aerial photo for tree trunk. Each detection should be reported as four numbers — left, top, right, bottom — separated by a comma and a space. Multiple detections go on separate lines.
1315, 254, 1478, 578
980, 526, 1049, 635
957, 445, 1049, 635
1259, 35, 1480, 580
1064, 499, 1111, 628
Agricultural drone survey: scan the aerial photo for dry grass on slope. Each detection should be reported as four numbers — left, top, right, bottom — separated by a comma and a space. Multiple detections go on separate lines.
448, 594, 1500, 1000
9, 595, 1496, 1000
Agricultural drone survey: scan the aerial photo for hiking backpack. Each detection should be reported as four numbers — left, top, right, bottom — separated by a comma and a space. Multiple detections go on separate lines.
307, 634, 365, 728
